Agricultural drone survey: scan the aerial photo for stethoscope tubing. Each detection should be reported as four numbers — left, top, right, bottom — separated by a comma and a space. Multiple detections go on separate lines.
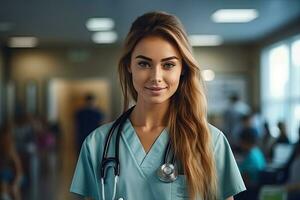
101, 106, 135, 178
100, 105, 177, 199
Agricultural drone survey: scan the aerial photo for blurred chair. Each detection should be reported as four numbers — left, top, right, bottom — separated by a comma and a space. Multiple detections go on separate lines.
260, 144, 296, 185
271, 144, 295, 168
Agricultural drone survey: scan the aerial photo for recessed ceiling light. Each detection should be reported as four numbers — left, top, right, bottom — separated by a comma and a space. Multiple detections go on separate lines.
92, 31, 118, 44
188, 35, 223, 46
211, 9, 258, 23
202, 69, 215, 81
86, 18, 115, 31
8, 37, 38, 48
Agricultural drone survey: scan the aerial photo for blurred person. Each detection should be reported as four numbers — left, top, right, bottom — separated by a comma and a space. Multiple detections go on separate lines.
270, 121, 291, 160
31, 116, 56, 172
30, 116, 57, 200
273, 123, 300, 200
223, 93, 251, 145
13, 114, 35, 155
261, 121, 276, 161
70, 11, 245, 200
75, 93, 105, 153
0, 121, 23, 200
280, 123, 300, 186
276, 121, 290, 144
285, 145, 300, 200
48, 121, 61, 151
251, 106, 264, 138
238, 127, 266, 187
230, 114, 256, 150
30, 116, 56, 152
238, 114, 258, 138
12, 114, 35, 183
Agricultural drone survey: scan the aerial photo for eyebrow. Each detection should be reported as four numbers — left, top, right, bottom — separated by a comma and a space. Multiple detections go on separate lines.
135, 55, 179, 62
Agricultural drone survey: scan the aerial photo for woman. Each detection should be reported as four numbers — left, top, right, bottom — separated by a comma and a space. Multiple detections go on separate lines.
70, 11, 245, 200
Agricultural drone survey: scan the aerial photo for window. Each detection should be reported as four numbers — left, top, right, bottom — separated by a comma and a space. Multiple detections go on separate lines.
261, 36, 300, 142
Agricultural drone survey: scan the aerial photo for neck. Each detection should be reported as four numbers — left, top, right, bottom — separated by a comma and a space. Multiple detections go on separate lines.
130, 100, 169, 129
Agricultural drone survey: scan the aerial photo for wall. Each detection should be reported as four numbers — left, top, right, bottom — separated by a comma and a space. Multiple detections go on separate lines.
194, 45, 252, 72
9, 44, 255, 119
9, 46, 123, 119
194, 45, 256, 108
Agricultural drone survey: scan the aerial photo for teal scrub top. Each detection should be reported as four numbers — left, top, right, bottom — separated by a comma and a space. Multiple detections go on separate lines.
70, 119, 246, 200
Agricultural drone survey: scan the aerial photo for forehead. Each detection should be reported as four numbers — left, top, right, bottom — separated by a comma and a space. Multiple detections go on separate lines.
131, 36, 181, 59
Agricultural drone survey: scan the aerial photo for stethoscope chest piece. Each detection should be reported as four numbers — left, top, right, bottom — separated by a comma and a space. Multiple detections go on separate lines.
157, 163, 178, 183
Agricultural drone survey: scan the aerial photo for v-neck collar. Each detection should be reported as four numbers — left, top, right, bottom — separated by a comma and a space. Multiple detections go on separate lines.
121, 118, 169, 168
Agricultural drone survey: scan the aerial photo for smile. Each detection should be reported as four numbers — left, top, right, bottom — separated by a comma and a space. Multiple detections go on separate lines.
145, 87, 167, 95
145, 87, 167, 91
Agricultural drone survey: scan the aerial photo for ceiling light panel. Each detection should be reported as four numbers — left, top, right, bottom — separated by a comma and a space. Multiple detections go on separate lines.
211, 9, 258, 23
188, 35, 223, 46
8, 37, 38, 48
86, 18, 115, 31
92, 31, 118, 44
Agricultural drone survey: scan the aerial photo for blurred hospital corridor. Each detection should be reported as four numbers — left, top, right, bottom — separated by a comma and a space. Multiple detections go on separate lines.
1, 1, 300, 200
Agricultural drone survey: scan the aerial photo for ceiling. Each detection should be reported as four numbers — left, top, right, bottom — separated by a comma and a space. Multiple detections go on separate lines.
0, 0, 300, 46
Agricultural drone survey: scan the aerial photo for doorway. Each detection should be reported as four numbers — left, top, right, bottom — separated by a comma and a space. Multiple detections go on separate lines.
47, 78, 111, 200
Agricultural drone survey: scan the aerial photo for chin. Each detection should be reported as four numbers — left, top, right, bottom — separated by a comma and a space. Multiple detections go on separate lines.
144, 96, 170, 105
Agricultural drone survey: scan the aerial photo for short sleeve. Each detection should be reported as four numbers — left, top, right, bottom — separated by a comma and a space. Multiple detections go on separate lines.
213, 131, 246, 199
70, 139, 98, 198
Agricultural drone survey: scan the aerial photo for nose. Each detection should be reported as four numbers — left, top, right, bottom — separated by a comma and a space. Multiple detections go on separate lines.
150, 65, 162, 83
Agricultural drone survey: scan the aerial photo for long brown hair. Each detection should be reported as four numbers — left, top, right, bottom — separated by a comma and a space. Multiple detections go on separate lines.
118, 11, 217, 200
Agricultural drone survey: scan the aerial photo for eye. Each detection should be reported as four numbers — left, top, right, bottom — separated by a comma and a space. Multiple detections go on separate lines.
137, 61, 151, 68
163, 62, 175, 69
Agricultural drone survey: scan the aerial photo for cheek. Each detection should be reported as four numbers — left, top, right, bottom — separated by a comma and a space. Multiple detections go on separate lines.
131, 71, 147, 90
131, 76, 140, 91
167, 73, 181, 88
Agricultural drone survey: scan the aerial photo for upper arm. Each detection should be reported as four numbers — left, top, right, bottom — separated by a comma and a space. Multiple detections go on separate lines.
70, 139, 98, 198
211, 126, 246, 198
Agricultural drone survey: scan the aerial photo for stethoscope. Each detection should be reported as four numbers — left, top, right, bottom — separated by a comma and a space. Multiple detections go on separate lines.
100, 106, 178, 200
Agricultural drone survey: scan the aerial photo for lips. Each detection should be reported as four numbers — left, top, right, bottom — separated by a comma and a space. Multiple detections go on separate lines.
145, 86, 167, 91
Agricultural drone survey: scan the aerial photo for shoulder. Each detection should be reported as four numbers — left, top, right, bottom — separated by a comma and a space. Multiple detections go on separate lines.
78, 121, 116, 163
83, 121, 115, 148
208, 124, 227, 148
208, 124, 235, 155
208, 124, 246, 198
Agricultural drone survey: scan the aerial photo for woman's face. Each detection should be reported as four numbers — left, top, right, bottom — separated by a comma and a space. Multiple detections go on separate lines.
129, 36, 183, 105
